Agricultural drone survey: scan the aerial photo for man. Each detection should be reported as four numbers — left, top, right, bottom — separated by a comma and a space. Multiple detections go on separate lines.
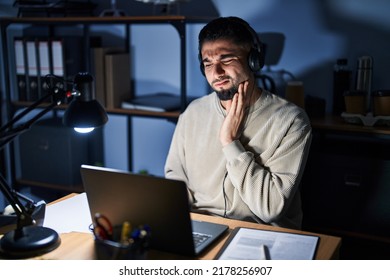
164, 16, 312, 229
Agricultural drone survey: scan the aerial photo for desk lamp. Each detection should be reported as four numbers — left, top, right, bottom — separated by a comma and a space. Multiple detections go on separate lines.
0, 72, 108, 258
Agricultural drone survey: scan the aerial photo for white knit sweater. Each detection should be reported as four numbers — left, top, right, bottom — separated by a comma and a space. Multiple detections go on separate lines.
165, 90, 312, 229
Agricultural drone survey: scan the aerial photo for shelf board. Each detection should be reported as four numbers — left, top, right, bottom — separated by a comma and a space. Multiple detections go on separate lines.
0, 15, 213, 25
12, 101, 181, 119
107, 107, 180, 119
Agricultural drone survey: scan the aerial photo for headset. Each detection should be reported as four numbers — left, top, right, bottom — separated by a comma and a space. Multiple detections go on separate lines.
199, 18, 265, 76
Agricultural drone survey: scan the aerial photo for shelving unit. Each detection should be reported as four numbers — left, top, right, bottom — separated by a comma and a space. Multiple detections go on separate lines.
0, 16, 212, 194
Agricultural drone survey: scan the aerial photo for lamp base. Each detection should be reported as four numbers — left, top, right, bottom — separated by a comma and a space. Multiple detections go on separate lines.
0, 202, 46, 235
0, 225, 61, 259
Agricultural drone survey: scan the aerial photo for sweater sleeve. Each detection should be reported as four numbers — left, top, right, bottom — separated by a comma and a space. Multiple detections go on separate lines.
164, 115, 195, 204
222, 110, 312, 224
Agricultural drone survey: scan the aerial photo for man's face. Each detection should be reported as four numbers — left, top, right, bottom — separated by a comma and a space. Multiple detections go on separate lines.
200, 39, 250, 100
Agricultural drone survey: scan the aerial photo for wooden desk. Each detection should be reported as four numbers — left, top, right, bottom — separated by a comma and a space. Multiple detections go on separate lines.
36, 194, 341, 260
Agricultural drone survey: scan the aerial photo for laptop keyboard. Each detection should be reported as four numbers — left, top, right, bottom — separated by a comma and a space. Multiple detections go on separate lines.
193, 232, 212, 248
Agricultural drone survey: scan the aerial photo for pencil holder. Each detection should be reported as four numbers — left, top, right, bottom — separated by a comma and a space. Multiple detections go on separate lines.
94, 225, 150, 260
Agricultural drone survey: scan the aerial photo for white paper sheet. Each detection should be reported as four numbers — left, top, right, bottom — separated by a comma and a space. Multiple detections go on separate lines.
217, 227, 319, 260
43, 193, 92, 234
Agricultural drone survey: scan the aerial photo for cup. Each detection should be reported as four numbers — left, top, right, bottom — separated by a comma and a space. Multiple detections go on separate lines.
344, 90, 366, 115
372, 90, 390, 116
95, 238, 148, 260
285, 81, 305, 108
94, 225, 150, 260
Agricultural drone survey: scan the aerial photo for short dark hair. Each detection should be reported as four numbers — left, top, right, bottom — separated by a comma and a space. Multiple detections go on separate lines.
198, 16, 254, 56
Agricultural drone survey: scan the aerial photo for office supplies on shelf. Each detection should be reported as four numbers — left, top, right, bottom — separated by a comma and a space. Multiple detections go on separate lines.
37, 39, 50, 97
332, 58, 352, 115
91, 47, 123, 107
15, 36, 82, 102
216, 227, 319, 260
80, 164, 228, 256
13, 38, 28, 101
26, 39, 39, 101
0, 72, 108, 259
121, 92, 197, 112
49, 38, 64, 84
355, 55, 373, 112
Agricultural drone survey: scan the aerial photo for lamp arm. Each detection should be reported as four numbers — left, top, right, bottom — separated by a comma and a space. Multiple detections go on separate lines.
0, 88, 67, 150
0, 102, 58, 149
0, 87, 66, 135
0, 87, 67, 228
0, 173, 34, 228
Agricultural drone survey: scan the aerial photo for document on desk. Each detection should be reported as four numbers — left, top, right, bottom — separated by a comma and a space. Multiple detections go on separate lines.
216, 227, 319, 260
43, 193, 92, 234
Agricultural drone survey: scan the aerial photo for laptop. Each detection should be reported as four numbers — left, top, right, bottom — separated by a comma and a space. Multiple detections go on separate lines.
80, 165, 228, 256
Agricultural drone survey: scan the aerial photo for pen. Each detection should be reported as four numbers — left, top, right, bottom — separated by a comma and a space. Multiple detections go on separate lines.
263, 245, 270, 260
120, 221, 131, 244
93, 213, 113, 240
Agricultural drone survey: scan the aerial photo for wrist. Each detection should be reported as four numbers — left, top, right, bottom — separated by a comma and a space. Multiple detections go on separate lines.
221, 138, 234, 147
222, 140, 245, 161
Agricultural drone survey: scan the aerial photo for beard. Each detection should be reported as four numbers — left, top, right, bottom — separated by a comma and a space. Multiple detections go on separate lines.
213, 76, 239, 101
215, 85, 239, 100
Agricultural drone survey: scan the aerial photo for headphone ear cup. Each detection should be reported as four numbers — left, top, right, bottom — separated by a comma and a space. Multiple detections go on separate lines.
198, 53, 205, 76
200, 63, 205, 76
248, 47, 264, 72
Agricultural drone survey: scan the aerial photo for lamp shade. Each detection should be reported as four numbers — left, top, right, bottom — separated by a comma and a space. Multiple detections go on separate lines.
62, 72, 108, 129
63, 98, 108, 129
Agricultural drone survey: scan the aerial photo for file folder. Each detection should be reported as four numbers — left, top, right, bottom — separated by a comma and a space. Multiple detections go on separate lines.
13, 38, 27, 101
26, 40, 39, 101
51, 37, 85, 95
51, 39, 65, 78
38, 40, 51, 96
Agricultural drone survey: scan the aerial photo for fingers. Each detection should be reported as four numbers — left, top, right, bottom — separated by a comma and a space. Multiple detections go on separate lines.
220, 80, 250, 146
230, 80, 248, 115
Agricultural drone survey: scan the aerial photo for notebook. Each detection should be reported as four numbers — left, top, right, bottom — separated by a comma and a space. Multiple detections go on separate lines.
80, 165, 228, 256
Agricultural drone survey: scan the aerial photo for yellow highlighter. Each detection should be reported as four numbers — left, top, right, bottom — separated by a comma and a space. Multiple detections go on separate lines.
120, 221, 131, 244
